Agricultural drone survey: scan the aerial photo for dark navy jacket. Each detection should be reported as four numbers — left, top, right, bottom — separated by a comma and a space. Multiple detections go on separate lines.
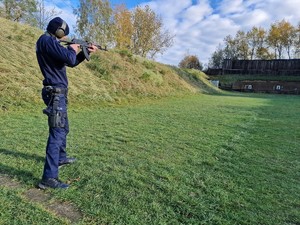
36, 33, 86, 88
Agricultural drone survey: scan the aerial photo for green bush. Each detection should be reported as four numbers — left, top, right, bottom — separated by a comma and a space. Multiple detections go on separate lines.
159, 69, 166, 75
142, 60, 156, 70
118, 49, 133, 58
87, 55, 110, 78
140, 70, 163, 86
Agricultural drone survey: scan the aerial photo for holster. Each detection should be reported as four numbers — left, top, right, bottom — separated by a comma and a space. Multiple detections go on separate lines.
43, 91, 67, 128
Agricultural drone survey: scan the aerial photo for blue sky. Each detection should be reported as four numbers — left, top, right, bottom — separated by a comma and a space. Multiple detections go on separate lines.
67, 0, 149, 8
45, 0, 300, 66
109, 0, 149, 8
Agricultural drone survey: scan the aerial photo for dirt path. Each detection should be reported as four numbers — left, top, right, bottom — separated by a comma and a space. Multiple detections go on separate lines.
0, 174, 82, 224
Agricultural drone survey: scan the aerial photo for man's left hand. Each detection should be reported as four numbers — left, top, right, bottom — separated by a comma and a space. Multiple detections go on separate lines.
88, 45, 98, 53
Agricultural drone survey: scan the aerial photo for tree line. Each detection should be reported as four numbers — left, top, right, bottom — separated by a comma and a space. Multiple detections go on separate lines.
0, 0, 173, 59
208, 19, 300, 69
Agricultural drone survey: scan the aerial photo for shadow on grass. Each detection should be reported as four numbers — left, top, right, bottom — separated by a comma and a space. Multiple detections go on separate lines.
0, 148, 43, 185
0, 163, 39, 186
0, 148, 44, 162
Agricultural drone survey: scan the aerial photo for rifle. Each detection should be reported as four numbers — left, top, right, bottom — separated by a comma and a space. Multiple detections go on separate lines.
60, 39, 108, 61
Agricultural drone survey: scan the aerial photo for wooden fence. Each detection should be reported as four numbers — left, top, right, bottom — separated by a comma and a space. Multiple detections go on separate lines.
221, 59, 300, 76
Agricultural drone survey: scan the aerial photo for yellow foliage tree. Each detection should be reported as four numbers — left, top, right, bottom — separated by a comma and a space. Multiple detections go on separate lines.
247, 26, 268, 59
131, 5, 173, 58
113, 4, 133, 50
267, 19, 295, 59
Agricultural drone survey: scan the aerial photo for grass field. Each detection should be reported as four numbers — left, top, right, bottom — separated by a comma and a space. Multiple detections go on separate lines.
0, 93, 299, 224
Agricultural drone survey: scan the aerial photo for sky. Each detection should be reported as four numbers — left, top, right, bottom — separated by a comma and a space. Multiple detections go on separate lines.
45, 0, 300, 67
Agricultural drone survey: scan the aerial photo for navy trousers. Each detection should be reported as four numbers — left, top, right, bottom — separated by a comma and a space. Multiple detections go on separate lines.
42, 88, 69, 179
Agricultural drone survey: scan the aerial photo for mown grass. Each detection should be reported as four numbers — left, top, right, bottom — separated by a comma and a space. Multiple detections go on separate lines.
0, 189, 63, 225
0, 93, 299, 224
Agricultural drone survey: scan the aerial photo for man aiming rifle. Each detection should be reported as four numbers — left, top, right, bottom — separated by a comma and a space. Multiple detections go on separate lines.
60, 39, 107, 61
36, 17, 98, 189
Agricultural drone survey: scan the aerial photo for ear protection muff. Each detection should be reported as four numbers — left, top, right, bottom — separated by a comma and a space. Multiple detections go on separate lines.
55, 20, 67, 38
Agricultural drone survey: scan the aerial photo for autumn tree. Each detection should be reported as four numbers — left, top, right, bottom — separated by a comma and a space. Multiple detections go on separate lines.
235, 31, 249, 59
267, 20, 295, 59
113, 4, 133, 50
294, 23, 300, 58
247, 26, 269, 59
0, 0, 37, 23
131, 5, 173, 58
223, 35, 239, 60
208, 44, 224, 69
223, 31, 250, 60
267, 23, 281, 59
281, 20, 296, 59
74, 0, 114, 45
179, 55, 203, 70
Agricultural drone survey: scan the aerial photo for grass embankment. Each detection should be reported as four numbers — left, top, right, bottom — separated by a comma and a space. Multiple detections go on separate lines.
0, 94, 299, 224
0, 17, 219, 111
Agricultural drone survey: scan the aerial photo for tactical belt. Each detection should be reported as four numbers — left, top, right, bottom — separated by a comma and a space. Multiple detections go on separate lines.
44, 86, 68, 95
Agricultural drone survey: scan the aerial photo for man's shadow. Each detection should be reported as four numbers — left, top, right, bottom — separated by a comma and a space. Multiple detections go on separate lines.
0, 148, 44, 162
0, 148, 44, 185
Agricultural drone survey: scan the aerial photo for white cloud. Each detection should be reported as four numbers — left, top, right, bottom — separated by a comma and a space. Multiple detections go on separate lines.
181, 1, 212, 26
218, 0, 245, 15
